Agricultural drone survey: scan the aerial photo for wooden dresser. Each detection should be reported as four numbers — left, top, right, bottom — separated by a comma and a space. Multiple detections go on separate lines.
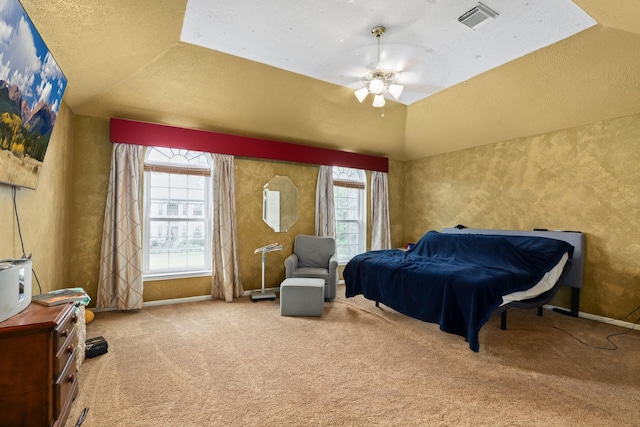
0, 302, 79, 427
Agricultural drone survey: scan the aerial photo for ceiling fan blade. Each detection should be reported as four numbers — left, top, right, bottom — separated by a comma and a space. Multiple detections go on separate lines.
317, 43, 376, 72
396, 51, 450, 87
319, 67, 370, 87
394, 56, 420, 73
375, 43, 433, 69
398, 61, 450, 86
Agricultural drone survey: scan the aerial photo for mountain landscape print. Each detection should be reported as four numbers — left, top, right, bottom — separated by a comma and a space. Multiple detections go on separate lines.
0, 0, 67, 189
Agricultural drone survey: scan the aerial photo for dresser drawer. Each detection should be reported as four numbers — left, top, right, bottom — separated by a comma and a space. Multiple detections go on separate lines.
55, 334, 77, 377
54, 351, 78, 421
54, 305, 78, 355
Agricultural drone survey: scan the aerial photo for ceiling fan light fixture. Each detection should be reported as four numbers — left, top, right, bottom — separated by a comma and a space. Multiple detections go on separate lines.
353, 25, 407, 108
387, 83, 404, 99
372, 94, 386, 108
354, 87, 369, 103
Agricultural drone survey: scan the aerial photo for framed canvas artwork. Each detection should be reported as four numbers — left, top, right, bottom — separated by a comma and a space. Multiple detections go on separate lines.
0, 0, 67, 189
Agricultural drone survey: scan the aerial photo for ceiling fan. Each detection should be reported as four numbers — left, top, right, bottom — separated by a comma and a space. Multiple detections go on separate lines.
353, 26, 404, 108
315, 24, 450, 107
321, 25, 450, 108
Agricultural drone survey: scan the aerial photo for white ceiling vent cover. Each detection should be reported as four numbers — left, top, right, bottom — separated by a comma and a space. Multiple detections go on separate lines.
458, 3, 499, 30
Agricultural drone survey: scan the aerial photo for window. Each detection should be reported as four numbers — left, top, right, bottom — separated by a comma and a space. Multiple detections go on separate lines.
143, 147, 212, 278
167, 203, 179, 216
333, 167, 366, 263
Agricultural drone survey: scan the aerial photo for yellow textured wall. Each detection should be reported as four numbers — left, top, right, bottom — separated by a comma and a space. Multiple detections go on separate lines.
403, 112, 640, 320
235, 158, 318, 291
0, 102, 74, 294
143, 275, 211, 301
67, 116, 112, 303
387, 159, 406, 249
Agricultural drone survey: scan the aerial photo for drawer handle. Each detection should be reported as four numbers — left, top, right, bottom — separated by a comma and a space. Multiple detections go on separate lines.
71, 314, 78, 323
60, 328, 69, 338
67, 373, 75, 383
66, 343, 75, 354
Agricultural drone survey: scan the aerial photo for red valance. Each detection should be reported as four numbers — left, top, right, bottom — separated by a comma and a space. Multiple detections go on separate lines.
110, 118, 388, 172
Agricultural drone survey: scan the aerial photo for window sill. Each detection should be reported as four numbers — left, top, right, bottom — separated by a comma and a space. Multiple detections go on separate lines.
143, 270, 212, 282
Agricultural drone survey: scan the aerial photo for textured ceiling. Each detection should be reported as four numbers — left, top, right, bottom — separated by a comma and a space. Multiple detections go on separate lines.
181, 0, 596, 105
17, 0, 640, 161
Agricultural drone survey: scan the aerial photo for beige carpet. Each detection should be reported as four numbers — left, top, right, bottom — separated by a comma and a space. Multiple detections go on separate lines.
65, 286, 640, 427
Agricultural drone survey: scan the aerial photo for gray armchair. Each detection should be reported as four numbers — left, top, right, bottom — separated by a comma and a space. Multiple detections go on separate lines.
284, 235, 338, 301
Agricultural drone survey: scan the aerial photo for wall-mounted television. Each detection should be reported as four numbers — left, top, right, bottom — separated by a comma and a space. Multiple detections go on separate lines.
0, 0, 67, 189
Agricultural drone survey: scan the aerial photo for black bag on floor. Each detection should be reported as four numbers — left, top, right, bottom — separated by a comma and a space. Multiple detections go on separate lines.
85, 336, 108, 358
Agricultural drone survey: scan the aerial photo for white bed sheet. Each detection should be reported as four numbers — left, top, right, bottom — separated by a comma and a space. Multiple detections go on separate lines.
500, 252, 569, 306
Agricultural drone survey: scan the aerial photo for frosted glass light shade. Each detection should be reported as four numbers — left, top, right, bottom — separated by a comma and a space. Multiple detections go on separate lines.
388, 84, 404, 99
372, 94, 386, 107
354, 87, 369, 103
369, 79, 384, 95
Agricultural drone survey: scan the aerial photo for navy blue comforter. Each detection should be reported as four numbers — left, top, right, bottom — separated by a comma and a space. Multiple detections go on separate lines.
344, 231, 574, 351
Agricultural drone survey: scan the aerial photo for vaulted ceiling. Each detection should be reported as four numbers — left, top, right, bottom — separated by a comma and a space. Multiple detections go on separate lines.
20, 0, 640, 161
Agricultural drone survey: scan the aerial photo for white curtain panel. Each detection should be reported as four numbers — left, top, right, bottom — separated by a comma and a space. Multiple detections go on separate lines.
315, 165, 336, 237
211, 154, 243, 302
371, 171, 391, 250
97, 143, 144, 310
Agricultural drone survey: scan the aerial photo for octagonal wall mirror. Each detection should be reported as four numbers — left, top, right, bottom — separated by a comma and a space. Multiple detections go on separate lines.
263, 175, 298, 232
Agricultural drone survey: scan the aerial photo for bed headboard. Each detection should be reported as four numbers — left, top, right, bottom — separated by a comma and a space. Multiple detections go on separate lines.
441, 228, 585, 289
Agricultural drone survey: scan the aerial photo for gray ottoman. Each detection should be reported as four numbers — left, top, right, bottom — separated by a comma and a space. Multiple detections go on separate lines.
280, 278, 325, 317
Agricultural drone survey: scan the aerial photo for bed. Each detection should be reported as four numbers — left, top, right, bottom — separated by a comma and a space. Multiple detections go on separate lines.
343, 228, 585, 351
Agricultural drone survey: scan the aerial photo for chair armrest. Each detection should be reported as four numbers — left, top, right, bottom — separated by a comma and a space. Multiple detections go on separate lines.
328, 254, 338, 272
284, 254, 299, 277
327, 254, 339, 300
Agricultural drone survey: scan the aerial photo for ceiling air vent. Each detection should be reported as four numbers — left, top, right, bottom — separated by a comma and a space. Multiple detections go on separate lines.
458, 2, 499, 30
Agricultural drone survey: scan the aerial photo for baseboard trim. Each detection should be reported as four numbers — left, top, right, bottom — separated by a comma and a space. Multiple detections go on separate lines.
544, 304, 638, 330
91, 295, 212, 312
144, 295, 212, 307
91, 306, 116, 313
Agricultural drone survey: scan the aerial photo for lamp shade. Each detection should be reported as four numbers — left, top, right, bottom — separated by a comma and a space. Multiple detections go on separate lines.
354, 87, 369, 103
369, 79, 384, 95
388, 84, 404, 99
372, 94, 386, 108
